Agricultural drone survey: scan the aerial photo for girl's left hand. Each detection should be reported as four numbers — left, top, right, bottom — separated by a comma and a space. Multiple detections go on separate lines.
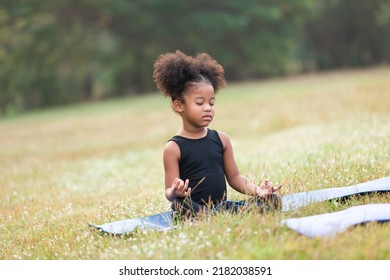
257, 179, 282, 197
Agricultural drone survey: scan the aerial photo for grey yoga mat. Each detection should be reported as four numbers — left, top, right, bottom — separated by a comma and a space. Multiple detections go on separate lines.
281, 176, 390, 212
281, 203, 390, 238
88, 176, 390, 235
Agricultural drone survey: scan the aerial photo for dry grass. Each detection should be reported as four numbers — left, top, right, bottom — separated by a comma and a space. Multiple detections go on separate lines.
1, 67, 390, 259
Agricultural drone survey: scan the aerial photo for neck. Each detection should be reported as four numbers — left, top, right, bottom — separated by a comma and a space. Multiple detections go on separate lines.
177, 125, 208, 139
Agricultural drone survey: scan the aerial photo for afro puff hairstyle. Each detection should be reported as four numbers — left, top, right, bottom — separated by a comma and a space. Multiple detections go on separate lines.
153, 50, 226, 102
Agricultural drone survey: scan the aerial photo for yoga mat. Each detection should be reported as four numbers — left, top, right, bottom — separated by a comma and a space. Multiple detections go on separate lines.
88, 176, 390, 235
281, 203, 390, 238
89, 200, 270, 234
88, 211, 173, 235
281, 176, 390, 212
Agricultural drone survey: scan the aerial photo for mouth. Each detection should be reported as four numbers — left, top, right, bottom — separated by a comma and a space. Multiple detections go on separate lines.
202, 114, 213, 121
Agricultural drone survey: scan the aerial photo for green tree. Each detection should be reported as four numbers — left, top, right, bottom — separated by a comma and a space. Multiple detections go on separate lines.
9, 0, 384, 116
303, 0, 390, 69
0, 0, 101, 114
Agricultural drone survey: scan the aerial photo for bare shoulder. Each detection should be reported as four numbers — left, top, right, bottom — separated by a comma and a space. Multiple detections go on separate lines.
163, 140, 180, 159
216, 130, 229, 139
216, 130, 232, 150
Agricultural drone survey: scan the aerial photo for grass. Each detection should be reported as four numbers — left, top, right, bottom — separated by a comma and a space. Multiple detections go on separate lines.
1, 66, 390, 260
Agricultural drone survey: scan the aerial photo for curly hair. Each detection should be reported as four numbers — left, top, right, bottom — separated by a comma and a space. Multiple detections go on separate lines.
153, 50, 226, 102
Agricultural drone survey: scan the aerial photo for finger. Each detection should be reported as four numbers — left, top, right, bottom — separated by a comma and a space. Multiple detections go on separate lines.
178, 180, 185, 192
272, 184, 282, 192
173, 178, 184, 193
172, 178, 179, 191
184, 187, 192, 196
261, 181, 272, 190
184, 179, 189, 189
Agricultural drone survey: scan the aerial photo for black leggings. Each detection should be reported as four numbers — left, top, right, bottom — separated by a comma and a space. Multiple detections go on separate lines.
171, 194, 281, 219
171, 197, 208, 219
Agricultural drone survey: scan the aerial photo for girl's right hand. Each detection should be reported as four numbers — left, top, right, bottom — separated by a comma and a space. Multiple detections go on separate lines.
171, 178, 191, 198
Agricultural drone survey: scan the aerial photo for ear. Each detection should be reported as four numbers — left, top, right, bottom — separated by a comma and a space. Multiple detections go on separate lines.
172, 100, 184, 114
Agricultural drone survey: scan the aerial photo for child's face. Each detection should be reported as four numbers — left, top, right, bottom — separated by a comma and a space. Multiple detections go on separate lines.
176, 83, 216, 128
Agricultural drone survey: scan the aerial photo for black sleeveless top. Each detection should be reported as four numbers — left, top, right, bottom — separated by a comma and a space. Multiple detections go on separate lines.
169, 129, 227, 206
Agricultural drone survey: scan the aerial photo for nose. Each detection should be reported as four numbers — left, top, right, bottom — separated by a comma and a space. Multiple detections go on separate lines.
204, 103, 211, 112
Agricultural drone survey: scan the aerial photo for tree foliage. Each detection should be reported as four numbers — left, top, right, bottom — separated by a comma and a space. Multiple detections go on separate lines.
303, 0, 390, 69
0, 0, 389, 115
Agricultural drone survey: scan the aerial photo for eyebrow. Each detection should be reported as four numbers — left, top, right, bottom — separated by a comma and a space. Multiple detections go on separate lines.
194, 96, 215, 101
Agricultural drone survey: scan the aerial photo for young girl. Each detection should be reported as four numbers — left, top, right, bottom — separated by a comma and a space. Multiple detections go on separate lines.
153, 50, 282, 218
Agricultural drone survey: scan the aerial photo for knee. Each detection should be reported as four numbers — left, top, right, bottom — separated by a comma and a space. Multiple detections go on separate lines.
255, 194, 282, 212
265, 194, 282, 211
171, 197, 185, 212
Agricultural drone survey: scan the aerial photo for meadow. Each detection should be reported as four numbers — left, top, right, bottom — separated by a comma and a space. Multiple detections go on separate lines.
1, 67, 390, 260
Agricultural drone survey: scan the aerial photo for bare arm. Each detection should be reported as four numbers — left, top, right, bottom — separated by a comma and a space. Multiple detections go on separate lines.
218, 131, 282, 197
163, 141, 191, 201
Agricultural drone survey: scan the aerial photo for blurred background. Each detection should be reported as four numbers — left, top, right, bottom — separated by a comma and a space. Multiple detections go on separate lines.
1, 0, 389, 116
